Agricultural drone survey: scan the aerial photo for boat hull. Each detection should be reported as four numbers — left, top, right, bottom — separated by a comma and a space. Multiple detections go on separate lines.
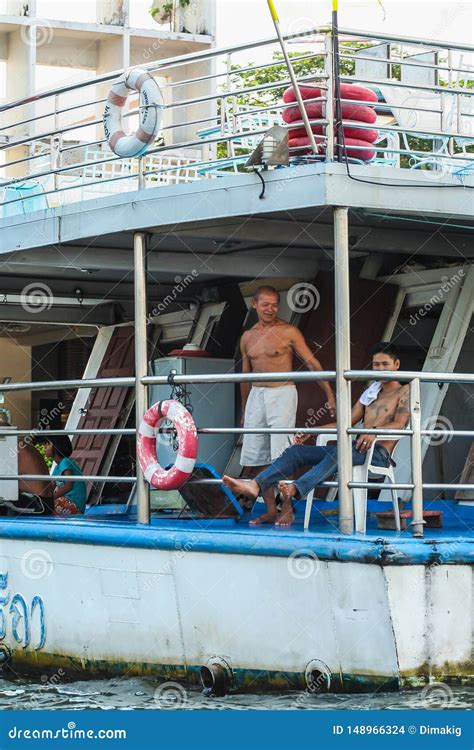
0, 525, 472, 693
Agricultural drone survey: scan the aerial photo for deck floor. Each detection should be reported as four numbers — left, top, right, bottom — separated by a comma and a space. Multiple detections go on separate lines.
89, 496, 474, 538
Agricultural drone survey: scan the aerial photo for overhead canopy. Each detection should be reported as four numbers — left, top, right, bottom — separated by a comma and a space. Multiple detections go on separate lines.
0, 162, 472, 342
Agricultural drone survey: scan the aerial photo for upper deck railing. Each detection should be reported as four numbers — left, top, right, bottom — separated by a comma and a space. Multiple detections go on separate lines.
1, 26, 473, 214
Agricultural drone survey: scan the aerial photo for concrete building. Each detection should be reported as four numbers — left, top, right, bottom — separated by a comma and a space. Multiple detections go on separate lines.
0, 0, 216, 176
0, 0, 216, 425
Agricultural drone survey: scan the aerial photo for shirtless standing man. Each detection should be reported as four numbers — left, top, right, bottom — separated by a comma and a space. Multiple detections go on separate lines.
226, 341, 408, 526
238, 285, 336, 526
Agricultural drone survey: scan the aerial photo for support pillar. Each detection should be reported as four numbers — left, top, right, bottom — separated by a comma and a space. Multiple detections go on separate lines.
410, 377, 425, 537
4, 25, 36, 180
134, 231, 150, 524
334, 206, 353, 535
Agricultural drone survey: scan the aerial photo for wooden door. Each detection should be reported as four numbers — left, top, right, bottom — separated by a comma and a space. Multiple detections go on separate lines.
72, 326, 135, 494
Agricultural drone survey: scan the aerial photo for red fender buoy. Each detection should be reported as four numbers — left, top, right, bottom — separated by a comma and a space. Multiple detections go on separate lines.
282, 83, 378, 105
282, 83, 378, 154
137, 400, 198, 490
283, 101, 377, 125
283, 82, 378, 161
288, 122, 379, 143
289, 136, 376, 161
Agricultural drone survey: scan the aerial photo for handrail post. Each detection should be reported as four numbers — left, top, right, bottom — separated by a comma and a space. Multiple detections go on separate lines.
138, 156, 145, 190
410, 377, 425, 537
134, 232, 150, 524
334, 206, 353, 534
324, 28, 335, 162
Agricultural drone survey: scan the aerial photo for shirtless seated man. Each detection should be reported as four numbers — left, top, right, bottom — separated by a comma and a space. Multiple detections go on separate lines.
17, 440, 54, 515
225, 342, 408, 527
0, 416, 54, 515
239, 285, 336, 527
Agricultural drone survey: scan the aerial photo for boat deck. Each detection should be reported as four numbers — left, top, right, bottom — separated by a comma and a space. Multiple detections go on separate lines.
1, 163, 473, 259
1, 498, 472, 566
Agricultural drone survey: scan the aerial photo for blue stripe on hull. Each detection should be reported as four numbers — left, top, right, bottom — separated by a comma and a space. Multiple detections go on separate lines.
0, 500, 472, 565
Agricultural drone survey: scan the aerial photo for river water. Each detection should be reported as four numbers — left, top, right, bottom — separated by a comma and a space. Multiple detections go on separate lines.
1, 677, 472, 711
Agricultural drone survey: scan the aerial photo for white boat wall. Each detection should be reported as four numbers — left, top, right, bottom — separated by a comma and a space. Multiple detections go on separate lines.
0, 515, 472, 692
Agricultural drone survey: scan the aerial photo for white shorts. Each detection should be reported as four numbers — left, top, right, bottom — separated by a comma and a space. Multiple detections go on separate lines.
240, 385, 298, 467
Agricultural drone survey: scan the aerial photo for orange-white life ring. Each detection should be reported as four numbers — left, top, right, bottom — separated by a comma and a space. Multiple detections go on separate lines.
103, 68, 163, 158
137, 400, 198, 490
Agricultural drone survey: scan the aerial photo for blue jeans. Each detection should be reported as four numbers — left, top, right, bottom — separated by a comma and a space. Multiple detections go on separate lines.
255, 441, 391, 499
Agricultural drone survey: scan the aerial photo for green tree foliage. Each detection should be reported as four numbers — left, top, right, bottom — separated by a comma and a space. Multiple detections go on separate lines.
228, 45, 362, 108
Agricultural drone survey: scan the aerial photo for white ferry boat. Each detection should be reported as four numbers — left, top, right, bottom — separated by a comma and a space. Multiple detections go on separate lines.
0, 5, 472, 695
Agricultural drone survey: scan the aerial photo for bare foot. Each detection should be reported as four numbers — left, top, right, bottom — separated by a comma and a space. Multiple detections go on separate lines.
223, 475, 259, 500
277, 481, 298, 502
249, 511, 278, 526
275, 500, 295, 528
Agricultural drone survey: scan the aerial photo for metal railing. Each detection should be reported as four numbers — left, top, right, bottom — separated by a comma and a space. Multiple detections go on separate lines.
1, 26, 473, 213
0, 368, 473, 538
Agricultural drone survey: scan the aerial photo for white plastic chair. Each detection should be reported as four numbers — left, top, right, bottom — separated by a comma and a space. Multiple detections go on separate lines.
302, 434, 402, 533
377, 85, 474, 176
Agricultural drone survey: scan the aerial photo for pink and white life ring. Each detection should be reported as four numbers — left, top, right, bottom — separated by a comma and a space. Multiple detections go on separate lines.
137, 400, 198, 490
103, 68, 163, 158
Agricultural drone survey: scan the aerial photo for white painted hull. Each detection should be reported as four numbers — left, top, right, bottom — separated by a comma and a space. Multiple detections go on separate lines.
0, 537, 471, 691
